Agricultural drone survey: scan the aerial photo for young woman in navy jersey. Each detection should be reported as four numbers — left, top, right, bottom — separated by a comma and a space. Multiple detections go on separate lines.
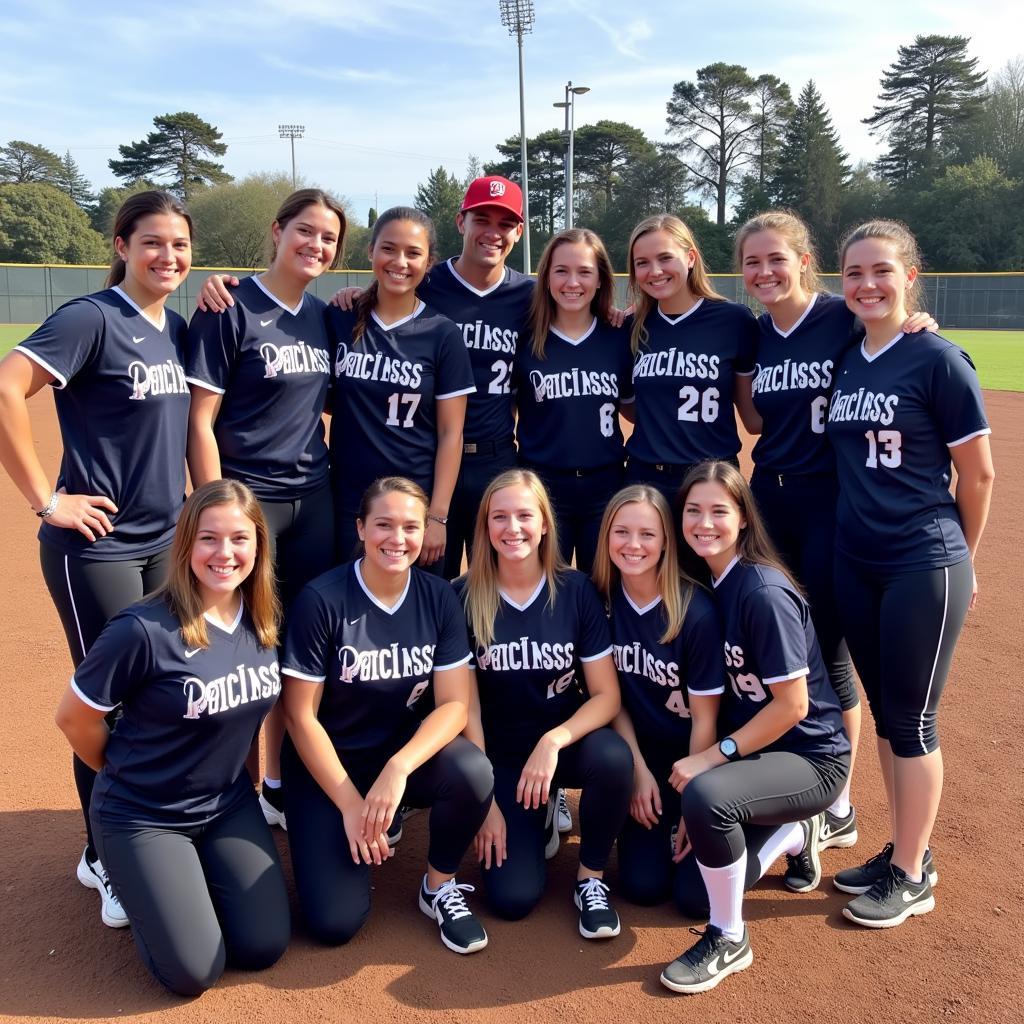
623, 215, 761, 508
280, 477, 493, 955
826, 221, 993, 928
591, 485, 725, 912
459, 469, 633, 938
54, 480, 289, 996
0, 191, 192, 929
515, 229, 634, 574
328, 208, 475, 570
187, 188, 345, 831
658, 461, 850, 994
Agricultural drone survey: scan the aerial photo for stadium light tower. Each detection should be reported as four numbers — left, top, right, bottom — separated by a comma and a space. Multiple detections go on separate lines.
278, 124, 305, 188
553, 81, 589, 229
498, 0, 534, 272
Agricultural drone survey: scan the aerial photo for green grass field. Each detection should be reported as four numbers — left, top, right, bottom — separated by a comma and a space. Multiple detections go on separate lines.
1, 323, 1021, 391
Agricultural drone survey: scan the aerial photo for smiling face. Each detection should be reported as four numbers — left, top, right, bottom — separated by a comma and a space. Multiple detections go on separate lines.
271, 203, 341, 285
357, 489, 425, 577
681, 481, 746, 578
370, 218, 431, 302
486, 483, 548, 569
190, 503, 257, 609
547, 240, 599, 317
842, 237, 916, 331
115, 212, 192, 301
741, 229, 810, 310
630, 229, 696, 312
608, 501, 665, 587
457, 205, 523, 274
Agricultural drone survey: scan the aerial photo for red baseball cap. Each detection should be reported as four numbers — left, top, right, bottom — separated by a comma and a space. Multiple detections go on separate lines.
460, 176, 524, 221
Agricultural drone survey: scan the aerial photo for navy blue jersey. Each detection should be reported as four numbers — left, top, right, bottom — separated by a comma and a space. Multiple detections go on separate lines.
419, 260, 534, 444
71, 596, 279, 826
626, 300, 758, 465
610, 583, 725, 751
752, 292, 859, 475
282, 561, 471, 757
328, 301, 476, 493
456, 570, 613, 763
711, 558, 848, 758
17, 288, 189, 561
186, 276, 331, 499
827, 332, 989, 570
513, 319, 635, 469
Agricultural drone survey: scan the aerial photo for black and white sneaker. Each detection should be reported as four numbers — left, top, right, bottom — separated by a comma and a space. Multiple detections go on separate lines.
842, 864, 935, 928
544, 799, 560, 860
77, 849, 129, 929
387, 809, 404, 847
819, 806, 858, 850
660, 925, 753, 994
833, 842, 939, 895
259, 784, 287, 831
556, 788, 573, 833
783, 813, 823, 893
418, 877, 488, 954
573, 878, 620, 939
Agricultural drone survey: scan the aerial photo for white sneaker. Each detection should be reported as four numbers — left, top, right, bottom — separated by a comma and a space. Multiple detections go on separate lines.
259, 791, 287, 831
77, 849, 129, 929
556, 788, 573, 834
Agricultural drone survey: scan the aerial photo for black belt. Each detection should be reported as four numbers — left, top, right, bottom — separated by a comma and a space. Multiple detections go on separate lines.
463, 440, 507, 456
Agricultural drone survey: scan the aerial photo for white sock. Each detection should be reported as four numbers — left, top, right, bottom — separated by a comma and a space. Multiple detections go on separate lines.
697, 852, 747, 942
828, 777, 852, 819
754, 822, 805, 877
263, 777, 282, 789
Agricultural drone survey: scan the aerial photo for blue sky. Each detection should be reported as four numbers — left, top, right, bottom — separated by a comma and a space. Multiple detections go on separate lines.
1, 0, 1019, 222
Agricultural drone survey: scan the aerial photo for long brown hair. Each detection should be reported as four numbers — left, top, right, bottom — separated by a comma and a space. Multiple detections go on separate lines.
528, 228, 615, 358
678, 461, 800, 590
839, 219, 925, 313
160, 480, 280, 650
626, 214, 725, 355
464, 469, 566, 648
268, 187, 347, 269
734, 210, 824, 296
106, 190, 193, 288
592, 485, 697, 643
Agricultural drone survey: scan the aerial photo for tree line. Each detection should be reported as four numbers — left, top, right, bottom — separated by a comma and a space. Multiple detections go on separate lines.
1, 36, 1022, 273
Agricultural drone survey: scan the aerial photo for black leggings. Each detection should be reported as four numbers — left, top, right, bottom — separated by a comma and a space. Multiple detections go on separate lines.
40, 541, 171, 859
93, 790, 289, 996
484, 728, 633, 921
682, 749, 849, 869
282, 735, 493, 945
835, 554, 973, 757
751, 471, 858, 711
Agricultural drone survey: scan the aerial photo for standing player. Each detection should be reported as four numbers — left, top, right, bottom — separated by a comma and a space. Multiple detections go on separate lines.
280, 477, 493, 954
514, 229, 634, 574
0, 191, 193, 928
187, 188, 345, 829
623, 215, 760, 508
458, 469, 634, 937
53, 480, 290, 996
328, 207, 475, 569
659, 461, 850, 994
827, 221, 993, 927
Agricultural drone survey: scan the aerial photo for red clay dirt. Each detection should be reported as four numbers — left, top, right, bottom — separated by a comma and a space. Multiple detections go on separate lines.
0, 393, 1020, 1024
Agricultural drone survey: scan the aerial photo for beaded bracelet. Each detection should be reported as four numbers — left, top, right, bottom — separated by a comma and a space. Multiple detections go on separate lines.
35, 492, 59, 519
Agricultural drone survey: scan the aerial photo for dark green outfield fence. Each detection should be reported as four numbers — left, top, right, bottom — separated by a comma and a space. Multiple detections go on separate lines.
2, 264, 1023, 329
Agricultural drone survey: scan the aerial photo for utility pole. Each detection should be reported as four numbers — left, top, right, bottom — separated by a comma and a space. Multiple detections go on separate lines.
278, 124, 305, 189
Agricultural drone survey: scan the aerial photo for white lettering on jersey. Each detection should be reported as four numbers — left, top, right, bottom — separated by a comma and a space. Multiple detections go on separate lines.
128, 359, 189, 400
752, 359, 833, 394
335, 642, 436, 683
260, 341, 330, 379
612, 642, 680, 687
827, 387, 900, 426
633, 349, 720, 381
458, 320, 518, 354
528, 368, 619, 402
334, 342, 424, 388
181, 662, 281, 719
476, 637, 575, 673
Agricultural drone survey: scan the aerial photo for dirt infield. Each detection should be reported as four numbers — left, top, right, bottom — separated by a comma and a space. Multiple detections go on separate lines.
1, 394, 1020, 1024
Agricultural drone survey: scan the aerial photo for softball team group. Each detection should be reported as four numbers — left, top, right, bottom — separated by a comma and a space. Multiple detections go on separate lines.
0, 174, 994, 998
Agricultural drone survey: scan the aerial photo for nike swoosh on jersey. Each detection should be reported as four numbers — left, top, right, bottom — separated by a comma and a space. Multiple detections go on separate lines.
185, 647, 202, 658
260, 318, 274, 327
132, 336, 145, 344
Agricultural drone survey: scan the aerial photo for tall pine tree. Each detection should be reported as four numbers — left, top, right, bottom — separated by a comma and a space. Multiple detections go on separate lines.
414, 167, 465, 259
54, 150, 94, 210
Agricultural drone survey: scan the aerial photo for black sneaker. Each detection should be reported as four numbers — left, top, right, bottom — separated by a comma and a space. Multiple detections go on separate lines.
259, 784, 287, 831
819, 806, 859, 850
418, 877, 488, 954
660, 925, 753, 994
387, 809, 404, 847
783, 813, 823, 893
842, 864, 935, 928
556, 788, 573, 833
573, 878, 621, 939
833, 843, 939, 895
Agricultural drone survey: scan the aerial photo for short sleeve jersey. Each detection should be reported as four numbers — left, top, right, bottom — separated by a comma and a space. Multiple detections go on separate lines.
627, 300, 758, 465
282, 561, 471, 757
513, 319, 635, 470
456, 570, 613, 763
71, 596, 280, 826
328, 301, 476, 493
610, 583, 725, 751
752, 292, 859, 475
186, 276, 331, 498
418, 260, 534, 445
826, 332, 990, 570
711, 558, 848, 759
16, 288, 189, 560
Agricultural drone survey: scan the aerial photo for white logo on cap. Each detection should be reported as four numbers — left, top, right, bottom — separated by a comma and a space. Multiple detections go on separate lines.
490, 180, 507, 197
